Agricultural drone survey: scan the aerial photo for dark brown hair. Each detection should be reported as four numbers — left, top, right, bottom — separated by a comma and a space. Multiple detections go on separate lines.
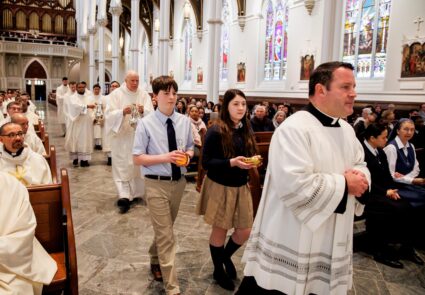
308, 61, 354, 96
152, 76, 178, 95
216, 89, 257, 158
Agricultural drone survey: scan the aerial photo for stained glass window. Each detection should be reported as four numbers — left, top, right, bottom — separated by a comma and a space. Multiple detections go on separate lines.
264, 0, 289, 81
183, 19, 193, 81
342, 0, 392, 78
220, 0, 230, 81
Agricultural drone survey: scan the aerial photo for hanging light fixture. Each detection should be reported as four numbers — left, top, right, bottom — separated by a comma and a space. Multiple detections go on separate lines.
184, 0, 191, 21
154, 18, 160, 32
119, 35, 124, 48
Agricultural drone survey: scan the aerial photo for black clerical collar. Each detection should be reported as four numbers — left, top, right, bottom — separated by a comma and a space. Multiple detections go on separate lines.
304, 103, 340, 127
4, 146, 24, 157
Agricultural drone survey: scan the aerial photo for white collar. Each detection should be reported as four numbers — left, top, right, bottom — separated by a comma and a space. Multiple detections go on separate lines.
363, 140, 378, 156
395, 136, 410, 149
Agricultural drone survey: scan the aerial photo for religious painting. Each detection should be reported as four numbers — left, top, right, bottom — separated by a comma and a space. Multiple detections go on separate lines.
196, 67, 203, 84
401, 42, 425, 78
237, 62, 246, 83
300, 54, 315, 80
149, 73, 153, 85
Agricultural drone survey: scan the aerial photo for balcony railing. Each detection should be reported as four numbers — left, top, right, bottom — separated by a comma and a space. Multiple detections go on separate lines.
0, 37, 83, 59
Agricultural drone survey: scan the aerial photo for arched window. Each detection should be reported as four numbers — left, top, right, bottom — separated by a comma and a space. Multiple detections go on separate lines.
2, 9, 13, 29
342, 0, 392, 78
183, 19, 193, 81
29, 12, 39, 30
220, 0, 231, 81
263, 0, 289, 81
42, 14, 52, 32
55, 15, 64, 34
16, 11, 27, 30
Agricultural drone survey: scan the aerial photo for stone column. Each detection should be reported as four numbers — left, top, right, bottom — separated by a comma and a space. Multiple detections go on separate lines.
158, 0, 170, 75
109, 5, 122, 81
98, 18, 108, 94
130, 0, 140, 71
206, 1, 223, 103
88, 27, 97, 88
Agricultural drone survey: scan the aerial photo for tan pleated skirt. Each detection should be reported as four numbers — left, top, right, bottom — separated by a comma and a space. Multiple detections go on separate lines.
196, 176, 253, 230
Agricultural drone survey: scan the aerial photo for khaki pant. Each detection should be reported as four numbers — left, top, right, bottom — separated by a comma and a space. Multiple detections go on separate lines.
145, 177, 186, 295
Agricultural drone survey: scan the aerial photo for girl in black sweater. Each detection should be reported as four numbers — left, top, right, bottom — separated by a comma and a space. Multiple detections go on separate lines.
197, 89, 258, 291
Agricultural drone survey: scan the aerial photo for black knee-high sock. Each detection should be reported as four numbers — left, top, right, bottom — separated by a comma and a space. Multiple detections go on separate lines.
209, 244, 235, 291
223, 237, 241, 279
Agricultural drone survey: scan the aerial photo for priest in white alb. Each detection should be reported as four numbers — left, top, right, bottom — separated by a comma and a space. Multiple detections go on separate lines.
105, 70, 153, 213
0, 123, 52, 185
0, 171, 57, 295
56, 77, 69, 135
11, 114, 46, 155
63, 81, 77, 131
64, 82, 95, 167
237, 62, 371, 295
92, 84, 105, 150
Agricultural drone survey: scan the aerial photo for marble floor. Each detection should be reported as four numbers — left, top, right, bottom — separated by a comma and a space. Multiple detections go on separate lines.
38, 101, 425, 295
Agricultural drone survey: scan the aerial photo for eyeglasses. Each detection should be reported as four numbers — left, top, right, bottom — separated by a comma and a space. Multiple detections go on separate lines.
0, 132, 24, 138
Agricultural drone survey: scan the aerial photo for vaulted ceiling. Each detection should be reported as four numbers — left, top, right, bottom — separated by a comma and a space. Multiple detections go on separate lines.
106, 0, 246, 46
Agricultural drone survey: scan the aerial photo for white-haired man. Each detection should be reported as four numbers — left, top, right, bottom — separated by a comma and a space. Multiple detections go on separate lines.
105, 71, 153, 213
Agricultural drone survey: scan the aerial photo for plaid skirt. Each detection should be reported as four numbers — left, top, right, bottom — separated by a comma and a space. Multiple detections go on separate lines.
196, 176, 253, 230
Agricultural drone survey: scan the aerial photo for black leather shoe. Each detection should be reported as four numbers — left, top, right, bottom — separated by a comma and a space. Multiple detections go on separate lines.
150, 264, 163, 282
213, 269, 235, 291
374, 253, 404, 269
401, 249, 424, 265
107, 157, 112, 166
72, 159, 78, 167
117, 198, 130, 214
80, 160, 90, 167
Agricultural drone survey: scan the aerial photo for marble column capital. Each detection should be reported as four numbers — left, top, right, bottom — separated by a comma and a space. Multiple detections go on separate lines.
88, 27, 97, 35
97, 18, 108, 27
109, 6, 123, 16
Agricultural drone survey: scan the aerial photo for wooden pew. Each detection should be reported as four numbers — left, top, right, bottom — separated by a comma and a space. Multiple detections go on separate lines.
254, 131, 273, 143
28, 168, 78, 295
44, 145, 57, 183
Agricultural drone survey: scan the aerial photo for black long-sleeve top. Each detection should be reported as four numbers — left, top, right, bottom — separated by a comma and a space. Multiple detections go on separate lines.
202, 125, 250, 187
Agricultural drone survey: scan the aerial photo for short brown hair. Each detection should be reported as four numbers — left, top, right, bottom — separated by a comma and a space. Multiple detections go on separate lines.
152, 76, 178, 95
308, 61, 354, 96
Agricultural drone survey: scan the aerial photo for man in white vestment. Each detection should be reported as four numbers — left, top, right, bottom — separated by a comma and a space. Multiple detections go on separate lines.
105, 71, 153, 213
64, 82, 95, 167
56, 77, 69, 136
11, 114, 46, 155
237, 62, 371, 295
103, 81, 120, 166
92, 84, 104, 150
0, 123, 52, 185
0, 171, 57, 295
20, 93, 40, 127
63, 82, 77, 131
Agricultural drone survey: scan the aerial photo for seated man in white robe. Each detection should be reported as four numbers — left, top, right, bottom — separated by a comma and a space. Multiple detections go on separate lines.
0, 171, 57, 295
0, 123, 52, 185
0, 101, 36, 134
64, 82, 95, 167
238, 62, 370, 295
105, 71, 153, 213
11, 114, 46, 155
20, 93, 40, 127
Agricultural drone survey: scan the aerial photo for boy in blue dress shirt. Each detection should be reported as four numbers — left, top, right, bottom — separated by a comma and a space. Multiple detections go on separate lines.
133, 76, 194, 295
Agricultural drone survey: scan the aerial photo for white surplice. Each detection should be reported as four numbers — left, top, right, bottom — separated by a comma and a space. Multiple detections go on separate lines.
0, 145, 52, 185
104, 84, 153, 199
24, 132, 46, 155
242, 109, 370, 295
56, 84, 69, 124
0, 172, 57, 295
24, 111, 40, 127
64, 92, 94, 154
92, 94, 104, 141
63, 90, 76, 130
